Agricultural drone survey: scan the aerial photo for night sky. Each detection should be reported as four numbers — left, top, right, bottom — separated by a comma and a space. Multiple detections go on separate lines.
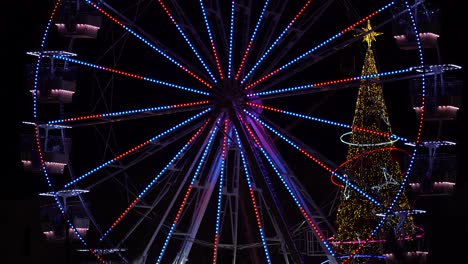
3, 0, 466, 263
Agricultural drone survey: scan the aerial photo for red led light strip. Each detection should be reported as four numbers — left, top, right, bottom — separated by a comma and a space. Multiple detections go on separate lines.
58, 100, 210, 123
244, 8, 384, 91
87, 0, 212, 89
104, 120, 209, 236
239, 114, 328, 243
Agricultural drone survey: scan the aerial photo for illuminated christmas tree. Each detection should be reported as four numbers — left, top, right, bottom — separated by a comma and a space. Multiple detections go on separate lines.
333, 20, 415, 263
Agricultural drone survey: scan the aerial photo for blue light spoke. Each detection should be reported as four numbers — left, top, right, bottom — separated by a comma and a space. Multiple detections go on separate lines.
234, 0, 270, 80
63, 109, 211, 188
99, 118, 212, 242
158, 0, 218, 84
84, 0, 212, 89
275, 2, 395, 74
198, 0, 224, 79
228, 0, 235, 78
246, 102, 408, 142
234, 129, 272, 264
241, 0, 312, 84
156, 119, 220, 264
249, 67, 413, 98
243, 110, 381, 207
51, 55, 210, 96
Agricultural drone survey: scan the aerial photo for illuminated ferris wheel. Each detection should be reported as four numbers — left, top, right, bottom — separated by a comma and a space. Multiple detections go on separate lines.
24, 0, 433, 263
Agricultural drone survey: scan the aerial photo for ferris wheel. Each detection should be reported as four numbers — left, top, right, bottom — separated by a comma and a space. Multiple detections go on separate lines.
24, 0, 431, 263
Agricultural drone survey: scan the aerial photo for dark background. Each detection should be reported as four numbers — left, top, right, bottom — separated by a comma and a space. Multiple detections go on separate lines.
3, 0, 465, 263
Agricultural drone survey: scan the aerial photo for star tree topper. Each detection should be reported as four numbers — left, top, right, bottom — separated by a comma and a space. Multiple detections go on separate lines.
362, 20, 382, 48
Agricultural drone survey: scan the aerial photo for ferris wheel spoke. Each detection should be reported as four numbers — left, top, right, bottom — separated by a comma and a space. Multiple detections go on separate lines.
85, 0, 214, 89
57, 103, 210, 130
62, 109, 211, 189
157, 0, 218, 84
244, 109, 382, 207
211, 119, 229, 262
114, 124, 221, 262
249, 0, 336, 86
112, 122, 219, 251
171, 119, 229, 263
197, 0, 225, 81
84, 118, 208, 192
226, 0, 235, 79
240, 0, 314, 85
98, 118, 212, 242
242, 113, 335, 244
233, 0, 271, 80
238, 113, 333, 260
51, 55, 210, 96
234, 129, 273, 264
154, 118, 221, 264
246, 102, 408, 143
165, 0, 217, 75
249, 67, 417, 99
40, 101, 210, 128
256, 11, 418, 94
243, 1, 396, 91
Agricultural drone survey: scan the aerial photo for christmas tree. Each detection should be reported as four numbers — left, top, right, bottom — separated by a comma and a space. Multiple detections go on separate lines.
333, 20, 415, 263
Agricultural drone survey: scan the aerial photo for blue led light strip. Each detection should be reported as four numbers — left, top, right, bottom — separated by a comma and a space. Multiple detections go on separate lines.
47, 101, 210, 125
241, 0, 313, 84
84, 0, 213, 89
239, 114, 335, 256
213, 119, 229, 262
157, 0, 217, 84
246, 102, 407, 142
259, 143, 335, 256
99, 118, 212, 242
52, 55, 210, 96
227, 0, 235, 79
235, 129, 272, 264
234, 0, 270, 80
244, 1, 395, 90
198, 0, 224, 80
156, 119, 220, 264
63, 109, 211, 188
32, 0, 62, 118
244, 110, 381, 206
249, 67, 413, 97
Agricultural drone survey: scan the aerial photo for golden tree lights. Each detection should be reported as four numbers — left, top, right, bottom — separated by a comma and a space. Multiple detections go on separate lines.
333, 21, 414, 262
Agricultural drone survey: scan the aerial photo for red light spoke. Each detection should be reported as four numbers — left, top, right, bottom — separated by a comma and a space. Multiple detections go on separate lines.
297, 148, 332, 173
248, 102, 395, 142
89, 249, 107, 264
210, 41, 225, 80
100, 119, 209, 241
244, 69, 279, 90
87, 0, 212, 89
55, 100, 210, 124
174, 185, 193, 223
246, 102, 284, 114
109, 198, 140, 230
248, 188, 263, 228
299, 207, 326, 242
87, 1, 124, 27
180, 65, 213, 89
240, 112, 332, 246
341, 11, 379, 34
212, 234, 219, 264
235, 41, 252, 80
157, 0, 177, 25
349, 125, 392, 138
244, 4, 390, 92
314, 77, 356, 87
